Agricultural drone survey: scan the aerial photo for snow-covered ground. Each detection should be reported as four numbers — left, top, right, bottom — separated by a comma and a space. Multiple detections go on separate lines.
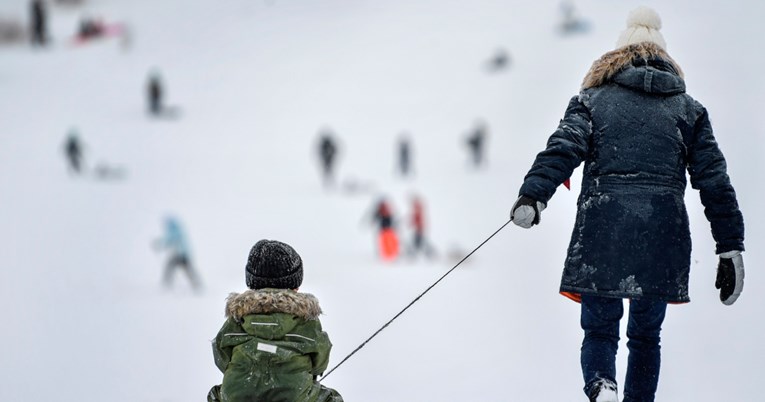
1, 0, 763, 400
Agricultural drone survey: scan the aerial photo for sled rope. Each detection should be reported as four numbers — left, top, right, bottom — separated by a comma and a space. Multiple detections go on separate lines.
320, 218, 512, 381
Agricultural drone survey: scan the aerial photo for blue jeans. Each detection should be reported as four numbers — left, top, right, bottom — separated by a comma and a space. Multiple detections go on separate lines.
580, 295, 667, 402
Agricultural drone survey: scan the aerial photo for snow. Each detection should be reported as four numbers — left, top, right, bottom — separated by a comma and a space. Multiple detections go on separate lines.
1, 0, 763, 401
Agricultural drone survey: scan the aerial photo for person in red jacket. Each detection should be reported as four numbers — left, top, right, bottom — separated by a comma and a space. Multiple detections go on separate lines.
407, 195, 435, 259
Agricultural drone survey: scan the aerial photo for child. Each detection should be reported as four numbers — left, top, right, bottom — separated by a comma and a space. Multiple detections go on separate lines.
317, 130, 339, 187
510, 7, 745, 402
464, 119, 488, 167
407, 195, 435, 259
154, 216, 202, 291
63, 129, 84, 174
207, 240, 343, 402
368, 197, 399, 260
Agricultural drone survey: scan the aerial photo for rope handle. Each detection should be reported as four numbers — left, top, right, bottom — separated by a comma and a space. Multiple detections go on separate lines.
320, 218, 512, 381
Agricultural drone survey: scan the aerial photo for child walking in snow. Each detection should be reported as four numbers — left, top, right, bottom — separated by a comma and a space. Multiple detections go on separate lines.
365, 197, 399, 260
510, 7, 745, 402
63, 129, 84, 174
30, 0, 48, 46
207, 239, 343, 402
464, 119, 488, 167
146, 70, 164, 116
407, 195, 435, 259
153, 216, 202, 291
317, 129, 339, 187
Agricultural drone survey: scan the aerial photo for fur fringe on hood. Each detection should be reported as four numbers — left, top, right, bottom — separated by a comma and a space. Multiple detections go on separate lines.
582, 42, 684, 90
225, 288, 323, 321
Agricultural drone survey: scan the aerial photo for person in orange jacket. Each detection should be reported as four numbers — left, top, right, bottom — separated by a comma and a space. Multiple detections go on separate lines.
366, 197, 399, 261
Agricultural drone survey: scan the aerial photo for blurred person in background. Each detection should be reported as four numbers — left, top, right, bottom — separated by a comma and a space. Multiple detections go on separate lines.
406, 194, 435, 259
465, 119, 488, 168
558, 0, 591, 35
29, 0, 47, 46
153, 216, 202, 291
147, 69, 164, 116
364, 196, 399, 261
486, 47, 511, 72
317, 128, 339, 187
63, 128, 84, 175
77, 15, 105, 40
396, 132, 413, 177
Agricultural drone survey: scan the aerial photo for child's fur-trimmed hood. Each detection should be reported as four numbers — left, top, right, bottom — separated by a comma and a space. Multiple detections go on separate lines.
225, 288, 322, 321
582, 42, 684, 90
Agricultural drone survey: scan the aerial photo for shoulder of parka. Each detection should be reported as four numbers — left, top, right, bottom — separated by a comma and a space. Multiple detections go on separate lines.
518, 94, 592, 204
224, 288, 323, 321
582, 42, 684, 90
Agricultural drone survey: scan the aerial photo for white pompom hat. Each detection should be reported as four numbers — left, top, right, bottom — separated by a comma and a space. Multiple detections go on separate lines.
615, 6, 667, 50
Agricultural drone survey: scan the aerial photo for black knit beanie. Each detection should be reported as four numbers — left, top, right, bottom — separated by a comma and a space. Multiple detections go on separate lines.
245, 239, 303, 290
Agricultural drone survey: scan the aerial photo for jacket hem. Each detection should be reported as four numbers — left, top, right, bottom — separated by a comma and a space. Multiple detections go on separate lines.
559, 286, 689, 304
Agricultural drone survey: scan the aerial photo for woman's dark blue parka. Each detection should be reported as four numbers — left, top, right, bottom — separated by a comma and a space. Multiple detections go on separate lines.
519, 42, 745, 303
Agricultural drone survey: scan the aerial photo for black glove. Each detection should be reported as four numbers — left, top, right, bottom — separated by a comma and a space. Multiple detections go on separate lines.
510, 195, 546, 228
715, 251, 744, 306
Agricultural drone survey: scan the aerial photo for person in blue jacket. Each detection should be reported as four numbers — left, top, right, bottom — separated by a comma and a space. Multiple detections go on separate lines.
154, 216, 202, 291
510, 7, 745, 402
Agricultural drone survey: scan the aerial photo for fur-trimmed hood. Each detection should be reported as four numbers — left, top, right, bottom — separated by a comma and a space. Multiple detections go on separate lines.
225, 288, 322, 321
582, 42, 684, 92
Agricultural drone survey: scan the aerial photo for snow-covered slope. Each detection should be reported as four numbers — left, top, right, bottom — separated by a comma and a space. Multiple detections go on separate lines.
1, 0, 762, 401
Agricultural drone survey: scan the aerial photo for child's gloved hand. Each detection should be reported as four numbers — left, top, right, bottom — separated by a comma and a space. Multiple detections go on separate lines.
716, 250, 744, 306
510, 195, 546, 228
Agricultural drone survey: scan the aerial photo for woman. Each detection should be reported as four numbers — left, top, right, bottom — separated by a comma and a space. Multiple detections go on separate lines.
510, 7, 745, 402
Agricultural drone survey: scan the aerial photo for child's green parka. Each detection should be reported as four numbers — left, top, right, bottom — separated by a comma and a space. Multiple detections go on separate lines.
207, 288, 343, 402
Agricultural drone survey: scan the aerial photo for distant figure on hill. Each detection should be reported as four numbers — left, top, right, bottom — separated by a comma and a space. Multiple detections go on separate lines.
29, 0, 47, 46
465, 119, 488, 167
71, 15, 131, 49
77, 16, 106, 40
559, 0, 591, 35
153, 216, 202, 291
396, 133, 412, 177
147, 70, 164, 116
63, 129, 84, 174
486, 48, 511, 72
317, 129, 339, 187
407, 194, 436, 259
366, 197, 399, 261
